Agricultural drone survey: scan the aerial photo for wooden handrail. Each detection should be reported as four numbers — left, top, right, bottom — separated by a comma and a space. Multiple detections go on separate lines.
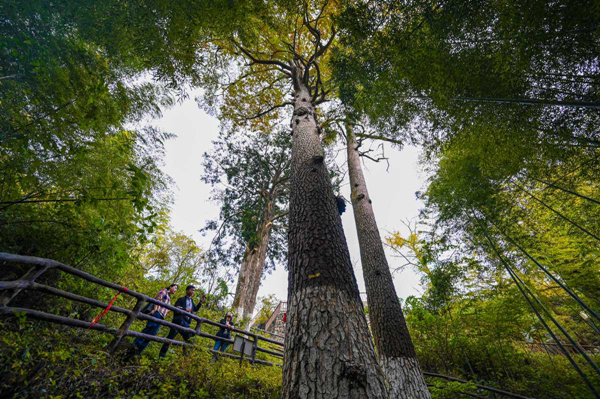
264, 301, 286, 332
0, 252, 283, 366
0, 252, 283, 343
251, 326, 285, 341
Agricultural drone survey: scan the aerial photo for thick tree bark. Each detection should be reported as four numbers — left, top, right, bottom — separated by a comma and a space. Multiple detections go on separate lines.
346, 128, 431, 399
282, 73, 388, 399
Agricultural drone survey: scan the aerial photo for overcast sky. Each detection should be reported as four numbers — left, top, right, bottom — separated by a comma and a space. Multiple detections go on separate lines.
156, 95, 428, 312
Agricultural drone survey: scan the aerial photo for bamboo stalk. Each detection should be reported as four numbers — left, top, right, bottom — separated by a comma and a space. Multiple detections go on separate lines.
424, 373, 535, 399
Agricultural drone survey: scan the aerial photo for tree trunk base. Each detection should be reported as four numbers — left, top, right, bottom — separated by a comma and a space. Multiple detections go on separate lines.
282, 285, 388, 399
381, 356, 432, 399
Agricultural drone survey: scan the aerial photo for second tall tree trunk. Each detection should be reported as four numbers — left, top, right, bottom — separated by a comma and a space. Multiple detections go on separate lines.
243, 203, 273, 320
232, 246, 255, 319
346, 127, 431, 399
232, 200, 274, 323
282, 72, 388, 399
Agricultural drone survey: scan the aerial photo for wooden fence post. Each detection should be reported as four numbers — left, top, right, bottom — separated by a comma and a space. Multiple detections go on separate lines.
251, 335, 258, 364
109, 298, 145, 353
0, 265, 49, 306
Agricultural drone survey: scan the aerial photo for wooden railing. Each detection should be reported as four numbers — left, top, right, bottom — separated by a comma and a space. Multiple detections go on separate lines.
264, 301, 286, 332
251, 327, 285, 342
0, 252, 284, 366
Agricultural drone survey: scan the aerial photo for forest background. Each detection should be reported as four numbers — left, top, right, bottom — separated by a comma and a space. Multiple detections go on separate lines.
0, 0, 598, 398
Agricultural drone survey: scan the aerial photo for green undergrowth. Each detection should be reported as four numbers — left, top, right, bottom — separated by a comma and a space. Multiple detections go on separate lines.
2, 311, 576, 399
0, 319, 282, 399
427, 380, 477, 399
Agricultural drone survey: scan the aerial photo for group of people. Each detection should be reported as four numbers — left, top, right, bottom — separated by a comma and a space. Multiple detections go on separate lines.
132, 284, 235, 359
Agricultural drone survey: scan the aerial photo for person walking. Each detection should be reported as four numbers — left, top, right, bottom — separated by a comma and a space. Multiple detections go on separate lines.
159, 285, 206, 358
133, 283, 178, 355
211, 312, 234, 361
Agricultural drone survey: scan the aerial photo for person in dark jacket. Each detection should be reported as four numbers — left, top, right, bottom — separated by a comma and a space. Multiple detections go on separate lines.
212, 312, 234, 356
159, 285, 205, 358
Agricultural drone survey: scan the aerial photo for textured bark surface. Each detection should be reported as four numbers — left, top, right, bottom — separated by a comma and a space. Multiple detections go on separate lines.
347, 130, 431, 399
281, 75, 388, 399
381, 356, 431, 399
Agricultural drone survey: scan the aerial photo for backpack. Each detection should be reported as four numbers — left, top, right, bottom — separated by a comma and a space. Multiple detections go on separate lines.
140, 290, 167, 315
140, 302, 155, 315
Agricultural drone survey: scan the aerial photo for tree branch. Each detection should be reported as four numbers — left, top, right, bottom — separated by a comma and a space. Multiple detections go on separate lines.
0, 197, 131, 205
356, 133, 404, 146
244, 102, 293, 120
358, 143, 390, 171
269, 211, 289, 223
232, 40, 292, 71
207, 209, 247, 253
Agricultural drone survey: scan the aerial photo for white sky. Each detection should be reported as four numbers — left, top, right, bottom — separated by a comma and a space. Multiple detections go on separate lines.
156, 96, 427, 312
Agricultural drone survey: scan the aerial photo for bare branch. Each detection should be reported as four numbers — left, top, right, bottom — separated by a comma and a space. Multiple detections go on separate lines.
303, 6, 322, 44
311, 86, 330, 104
269, 211, 289, 223
313, 26, 336, 61
222, 67, 280, 91
301, 1, 336, 92
356, 133, 404, 147
359, 147, 390, 171
314, 95, 330, 105
232, 40, 292, 71
311, 61, 323, 102
244, 102, 293, 120
282, 40, 306, 65
334, 121, 347, 140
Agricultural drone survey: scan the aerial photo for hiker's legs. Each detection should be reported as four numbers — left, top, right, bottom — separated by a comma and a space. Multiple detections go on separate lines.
159, 327, 180, 357
180, 331, 193, 356
133, 312, 163, 354
213, 340, 229, 352
211, 340, 224, 362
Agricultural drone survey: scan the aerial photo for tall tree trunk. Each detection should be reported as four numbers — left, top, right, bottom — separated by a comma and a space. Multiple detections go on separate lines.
232, 246, 255, 318
282, 72, 388, 399
243, 200, 274, 321
346, 127, 431, 399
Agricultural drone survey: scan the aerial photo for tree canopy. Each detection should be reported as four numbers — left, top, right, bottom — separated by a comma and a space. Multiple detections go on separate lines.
1, 0, 599, 398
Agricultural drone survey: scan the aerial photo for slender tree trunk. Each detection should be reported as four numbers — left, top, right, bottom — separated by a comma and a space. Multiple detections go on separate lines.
282, 72, 388, 399
232, 247, 255, 318
346, 127, 431, 399
243, 201, 274, 321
